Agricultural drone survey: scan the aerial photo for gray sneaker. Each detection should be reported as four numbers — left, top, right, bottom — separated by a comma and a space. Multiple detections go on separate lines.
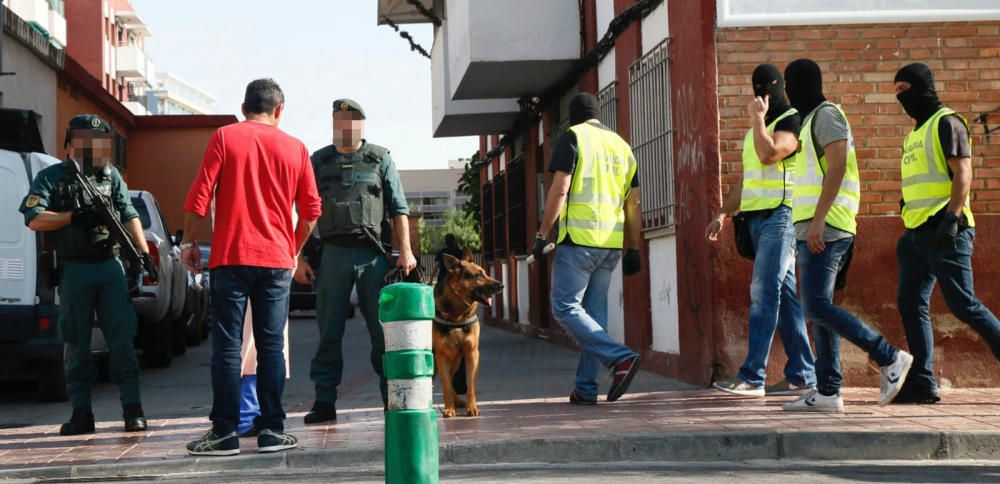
765, 378, 815, 397
712, 376, 765, 397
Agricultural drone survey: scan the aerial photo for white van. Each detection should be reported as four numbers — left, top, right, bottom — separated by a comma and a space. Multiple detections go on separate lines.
0, 109, 107, 401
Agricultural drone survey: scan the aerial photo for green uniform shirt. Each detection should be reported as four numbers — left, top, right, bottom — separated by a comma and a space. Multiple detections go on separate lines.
19, 161, 139, 260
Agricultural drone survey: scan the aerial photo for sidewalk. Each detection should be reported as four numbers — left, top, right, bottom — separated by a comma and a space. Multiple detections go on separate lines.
1, 323, 1000, 479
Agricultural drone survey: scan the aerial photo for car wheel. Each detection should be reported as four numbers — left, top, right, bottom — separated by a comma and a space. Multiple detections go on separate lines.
37, 351, 68, 402
143, 316, 173, 368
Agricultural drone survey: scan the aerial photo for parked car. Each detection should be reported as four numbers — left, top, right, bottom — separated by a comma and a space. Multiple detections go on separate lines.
198, 242, 212, 339
130, 190, 195, 366
0, 109, 108, 401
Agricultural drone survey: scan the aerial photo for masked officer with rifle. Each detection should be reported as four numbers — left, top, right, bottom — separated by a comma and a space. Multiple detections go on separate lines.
19, 115, 156, 435
296, 99, 416, 423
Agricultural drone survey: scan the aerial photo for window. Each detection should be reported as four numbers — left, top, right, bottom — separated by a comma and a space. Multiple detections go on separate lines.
597, 82, 618, 132
628, 39, 674, 230
492, 173, 506, 258
112, 128, 128, 170
482, 181, 493, 261
507, 158, 527, 254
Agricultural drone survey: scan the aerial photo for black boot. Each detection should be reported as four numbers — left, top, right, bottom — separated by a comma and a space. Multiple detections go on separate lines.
123, 403, 148, 432
303, 401, 336, 424
60, 407, 95, 436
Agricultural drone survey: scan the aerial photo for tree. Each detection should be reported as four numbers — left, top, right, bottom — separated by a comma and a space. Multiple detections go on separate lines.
457, 151, 481, 232
419, 209, 482, 255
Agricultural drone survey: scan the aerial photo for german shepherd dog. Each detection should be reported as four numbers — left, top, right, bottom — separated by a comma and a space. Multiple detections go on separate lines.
434, 250, 503, 418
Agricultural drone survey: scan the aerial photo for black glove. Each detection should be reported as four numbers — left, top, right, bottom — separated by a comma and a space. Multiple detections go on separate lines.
141, 253, 158, 284
71, 207, 100, 227
936, 212, 959, 252
531, 234, 549, 262
623, 249, 641, 276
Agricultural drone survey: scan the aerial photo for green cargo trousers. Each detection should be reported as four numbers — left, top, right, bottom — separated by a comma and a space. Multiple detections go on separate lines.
310, 244, 389, 405
58, 259, 142, 408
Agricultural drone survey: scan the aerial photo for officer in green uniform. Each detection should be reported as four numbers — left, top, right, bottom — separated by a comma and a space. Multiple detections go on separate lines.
296, 99, 416, 423
19, 115, 150, 435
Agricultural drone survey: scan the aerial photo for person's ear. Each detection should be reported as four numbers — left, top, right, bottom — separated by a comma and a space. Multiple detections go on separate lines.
241, 104, 249, 118
273, 103, 285, 120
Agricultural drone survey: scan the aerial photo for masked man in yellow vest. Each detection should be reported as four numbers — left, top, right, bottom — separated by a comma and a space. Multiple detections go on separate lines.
781, 59, 912, 413
706, 64, 816, 398
892, 63, 1000, 404
533, 93, 642, 405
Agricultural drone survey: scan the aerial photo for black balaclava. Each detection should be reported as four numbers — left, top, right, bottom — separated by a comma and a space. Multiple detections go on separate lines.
784, 59, 827, 116
895, 63, 943, 127
569, 92, 601, 125
751, 64, 792, 123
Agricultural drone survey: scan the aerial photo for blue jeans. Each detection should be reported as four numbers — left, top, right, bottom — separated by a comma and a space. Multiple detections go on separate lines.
210, 266, 292, 436
238, 375, 259, 435
897, 228, 1000, 392
737, 207, 816, 387
550, 245, 639, 400
797, 238, 897, 395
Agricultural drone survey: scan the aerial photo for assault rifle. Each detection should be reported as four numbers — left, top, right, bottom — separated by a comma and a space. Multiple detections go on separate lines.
66, 162, 158, 289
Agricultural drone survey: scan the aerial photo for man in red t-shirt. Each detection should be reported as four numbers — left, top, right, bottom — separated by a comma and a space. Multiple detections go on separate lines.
179, 79, 321, 457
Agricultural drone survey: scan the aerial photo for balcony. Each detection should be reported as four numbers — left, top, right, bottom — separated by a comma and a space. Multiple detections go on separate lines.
444, 0, 579, 100
116, 44, 148, 81
432, 23, 519, 137
47, 9, 66, 47
377, 0, 440, 25
8, 0, 47, 27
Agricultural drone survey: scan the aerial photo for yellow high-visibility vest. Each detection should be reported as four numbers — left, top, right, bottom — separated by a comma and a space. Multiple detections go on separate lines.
740, 108, 798, 212
791, 102, 861, 234
900, 107, 975, 229
557, 122, 638, 249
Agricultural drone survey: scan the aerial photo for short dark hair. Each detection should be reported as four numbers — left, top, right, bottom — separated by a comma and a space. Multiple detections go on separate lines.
243, 78, 285, 114
445, 234, 457, 246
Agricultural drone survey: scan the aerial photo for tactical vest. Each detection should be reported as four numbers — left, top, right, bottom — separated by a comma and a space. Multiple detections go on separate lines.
557, 122, 637, 249
792, 102, 861, 234
740, 108, 797, 212
900, 107, 975, 229
313, 143, 388, 240
51, 162, 117, 260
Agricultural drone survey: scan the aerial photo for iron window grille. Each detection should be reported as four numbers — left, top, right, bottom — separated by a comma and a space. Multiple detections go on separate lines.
628, 39, 675, 230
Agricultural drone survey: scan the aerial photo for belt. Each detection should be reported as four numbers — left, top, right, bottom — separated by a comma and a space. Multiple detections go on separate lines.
433, 314, 479, 332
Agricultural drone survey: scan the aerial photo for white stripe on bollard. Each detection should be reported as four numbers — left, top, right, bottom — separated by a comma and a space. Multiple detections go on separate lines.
387, 378, 434, 410
383, 319, 433, 352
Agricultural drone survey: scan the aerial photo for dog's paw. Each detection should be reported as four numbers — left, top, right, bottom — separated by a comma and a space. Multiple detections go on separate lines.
466, 404, 480, 417
442, 407, 457, 418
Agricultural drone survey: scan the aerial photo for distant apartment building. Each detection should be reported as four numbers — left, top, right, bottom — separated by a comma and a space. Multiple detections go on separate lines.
145, 72, 215, 115
399, 158, 471, 227
64, 0, 154, 114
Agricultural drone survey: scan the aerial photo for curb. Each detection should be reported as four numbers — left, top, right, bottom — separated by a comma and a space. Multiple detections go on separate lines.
2, 430, 1000, 480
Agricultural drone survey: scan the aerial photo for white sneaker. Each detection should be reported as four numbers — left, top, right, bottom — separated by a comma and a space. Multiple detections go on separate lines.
782, 389, 844, 412
878, 350, 913, 406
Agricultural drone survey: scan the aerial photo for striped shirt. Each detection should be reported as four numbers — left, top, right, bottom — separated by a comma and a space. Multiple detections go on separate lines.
794, 104, 854, 242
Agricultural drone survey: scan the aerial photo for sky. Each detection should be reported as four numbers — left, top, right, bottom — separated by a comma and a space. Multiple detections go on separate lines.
130, 0, 477, 170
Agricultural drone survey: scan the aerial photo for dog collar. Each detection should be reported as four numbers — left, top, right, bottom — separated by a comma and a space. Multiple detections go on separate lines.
433, 314, 479, 329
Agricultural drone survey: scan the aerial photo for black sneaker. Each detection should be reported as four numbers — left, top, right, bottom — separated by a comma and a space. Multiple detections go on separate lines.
186, 430, 239, 456
892, 379, 942, 405
60, 407, 95, 436
569, 391, 597, 405
123, 404, 147, 432
607, 355, 641, 402
257, 429, 298, 453
303, 401, 336, 424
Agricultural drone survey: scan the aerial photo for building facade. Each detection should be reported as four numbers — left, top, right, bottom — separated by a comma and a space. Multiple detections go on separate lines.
1, 1, 64, 154
145, 72, 216, 115
399, 159, 471, 227
381, 0, 1000, 387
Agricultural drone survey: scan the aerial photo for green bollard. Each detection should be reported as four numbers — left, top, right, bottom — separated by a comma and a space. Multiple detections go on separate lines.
380, 283, 438, 484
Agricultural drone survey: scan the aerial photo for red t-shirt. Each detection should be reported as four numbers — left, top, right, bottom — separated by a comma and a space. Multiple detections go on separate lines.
184, 121, 322, 269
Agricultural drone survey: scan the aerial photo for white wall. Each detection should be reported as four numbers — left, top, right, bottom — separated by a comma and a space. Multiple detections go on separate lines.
606, 262, 625, 343
641, 1, 669, 53
0, 34, 58, 155
517, 258, 531, 326
500, 261, 509, 321
596, 0, 616, 89
649, 235, 679, 354
717, 0, 1000, 26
